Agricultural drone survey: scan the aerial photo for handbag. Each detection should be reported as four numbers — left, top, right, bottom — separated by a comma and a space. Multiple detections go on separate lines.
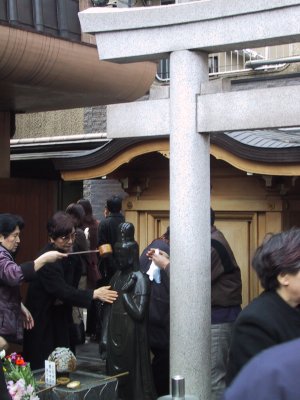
70, 307, 86, 346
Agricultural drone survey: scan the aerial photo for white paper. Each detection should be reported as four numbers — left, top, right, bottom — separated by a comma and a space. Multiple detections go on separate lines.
45, 360, 56, 386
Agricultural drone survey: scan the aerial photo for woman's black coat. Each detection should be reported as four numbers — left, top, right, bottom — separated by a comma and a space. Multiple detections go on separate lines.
226, 290, 300, 384
23, 243, 93, 370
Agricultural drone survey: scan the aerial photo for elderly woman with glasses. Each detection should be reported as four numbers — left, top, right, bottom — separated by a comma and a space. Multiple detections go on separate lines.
0, 213, 67, 353
23, 211, 118, 370
226, 228, 300, 385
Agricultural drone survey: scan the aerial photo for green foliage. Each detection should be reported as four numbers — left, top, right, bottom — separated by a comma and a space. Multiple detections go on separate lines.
2, 353, 37, 390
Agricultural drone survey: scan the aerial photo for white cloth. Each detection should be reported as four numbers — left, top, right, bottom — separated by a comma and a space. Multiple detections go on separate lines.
147, 249, 161, 284
84, 227, 89, 240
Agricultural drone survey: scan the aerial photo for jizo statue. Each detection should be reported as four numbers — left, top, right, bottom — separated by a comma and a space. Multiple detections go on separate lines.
106, 222, 157, 400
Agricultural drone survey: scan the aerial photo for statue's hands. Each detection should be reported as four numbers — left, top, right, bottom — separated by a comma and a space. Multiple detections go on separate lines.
121, 273, 137, 292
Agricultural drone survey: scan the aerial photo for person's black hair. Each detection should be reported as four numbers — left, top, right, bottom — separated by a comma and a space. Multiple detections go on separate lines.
252, 227, 300, 291
77, 199, 97, 226
77, 199, 92, 217
106, 195, 122, 213
65, 203, 85, 228
0, 213, 24, 238
47, 211, 74, 239
160, 226, 170, 242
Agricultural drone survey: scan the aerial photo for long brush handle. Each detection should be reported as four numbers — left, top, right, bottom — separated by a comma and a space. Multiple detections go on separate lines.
69, 249, 99, 255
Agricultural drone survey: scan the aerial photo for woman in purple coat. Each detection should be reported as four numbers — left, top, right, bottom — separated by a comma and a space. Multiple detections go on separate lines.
0, 213, 66, 347
0, 213, 66, 399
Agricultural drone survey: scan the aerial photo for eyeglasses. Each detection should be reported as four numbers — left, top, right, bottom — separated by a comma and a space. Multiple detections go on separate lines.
58, 232, 76, 242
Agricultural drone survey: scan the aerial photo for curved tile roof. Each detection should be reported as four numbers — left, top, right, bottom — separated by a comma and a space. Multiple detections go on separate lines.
51, 129, 300, 171
11, 129, 300, 174
210, 129, 300, 164
226, 128, 300, 148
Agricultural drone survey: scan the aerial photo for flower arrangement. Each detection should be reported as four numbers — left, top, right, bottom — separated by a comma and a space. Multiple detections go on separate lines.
1, 350, 40, 400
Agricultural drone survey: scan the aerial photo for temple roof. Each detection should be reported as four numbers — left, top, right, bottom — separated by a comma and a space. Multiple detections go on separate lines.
10, 128, 300, 179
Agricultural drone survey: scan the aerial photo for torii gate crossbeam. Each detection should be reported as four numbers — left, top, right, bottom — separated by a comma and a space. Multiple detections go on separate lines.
79, 0, 300, 63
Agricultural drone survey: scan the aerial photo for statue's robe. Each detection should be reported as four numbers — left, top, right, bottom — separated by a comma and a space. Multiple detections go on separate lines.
107, 270, 157, 400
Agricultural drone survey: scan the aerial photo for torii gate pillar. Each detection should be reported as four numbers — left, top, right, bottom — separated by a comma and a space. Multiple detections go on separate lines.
169, 49, 210, 398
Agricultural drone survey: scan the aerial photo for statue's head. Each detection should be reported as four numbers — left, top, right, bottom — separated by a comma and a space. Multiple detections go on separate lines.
114, 222, 139, 271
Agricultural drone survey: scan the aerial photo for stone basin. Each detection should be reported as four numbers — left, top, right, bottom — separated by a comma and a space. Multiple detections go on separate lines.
33, 369, 118, 400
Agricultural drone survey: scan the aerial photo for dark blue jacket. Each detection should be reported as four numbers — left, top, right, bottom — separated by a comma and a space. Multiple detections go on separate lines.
223, 338, 300, 400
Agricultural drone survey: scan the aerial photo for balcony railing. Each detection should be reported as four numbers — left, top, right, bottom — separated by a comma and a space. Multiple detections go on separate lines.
157, 44, 296, 81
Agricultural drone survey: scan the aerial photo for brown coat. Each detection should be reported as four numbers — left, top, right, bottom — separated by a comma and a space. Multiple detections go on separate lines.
211, 226, 242, 307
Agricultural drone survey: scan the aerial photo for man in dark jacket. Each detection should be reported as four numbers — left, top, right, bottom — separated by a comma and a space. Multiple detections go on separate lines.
144, 212, 242, 400
96, 196, 125, 345
98, 195, 125, 284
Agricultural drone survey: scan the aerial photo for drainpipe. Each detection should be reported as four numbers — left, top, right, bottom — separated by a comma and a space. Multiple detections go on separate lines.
245, 56, 300, 69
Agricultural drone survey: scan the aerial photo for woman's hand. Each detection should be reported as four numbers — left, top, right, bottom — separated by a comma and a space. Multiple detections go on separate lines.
146, 248, 170, 270
21, 303, 34, 330
34, 251, 68, 271
93, 285, 118, 303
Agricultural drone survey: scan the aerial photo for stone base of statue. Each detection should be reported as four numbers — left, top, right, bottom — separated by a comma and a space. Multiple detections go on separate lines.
33, 369, 118, 400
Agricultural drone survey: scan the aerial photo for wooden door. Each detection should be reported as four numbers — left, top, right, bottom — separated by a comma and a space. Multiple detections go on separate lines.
127, 206, 260, 306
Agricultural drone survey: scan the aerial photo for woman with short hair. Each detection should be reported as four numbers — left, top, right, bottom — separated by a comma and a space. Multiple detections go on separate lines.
23, 211, 117, 370
0, 213, 66, 349
226, 228, 300, 385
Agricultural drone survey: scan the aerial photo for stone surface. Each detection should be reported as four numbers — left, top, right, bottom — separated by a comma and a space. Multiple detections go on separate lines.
15, 109, 84, 138
107, 99, 169, 138
79, 1, 300, 62
197, 84, 300, 132
169, 50, 211, 397
84, 106, 107, 133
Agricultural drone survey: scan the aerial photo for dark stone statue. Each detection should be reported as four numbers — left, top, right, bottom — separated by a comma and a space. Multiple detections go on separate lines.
106, 222, 157, 400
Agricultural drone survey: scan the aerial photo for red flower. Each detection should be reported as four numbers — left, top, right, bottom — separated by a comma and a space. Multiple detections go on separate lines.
15, 356, 25, 366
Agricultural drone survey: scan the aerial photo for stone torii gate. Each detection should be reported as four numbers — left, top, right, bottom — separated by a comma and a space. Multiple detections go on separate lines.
79, 1, 300, 398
